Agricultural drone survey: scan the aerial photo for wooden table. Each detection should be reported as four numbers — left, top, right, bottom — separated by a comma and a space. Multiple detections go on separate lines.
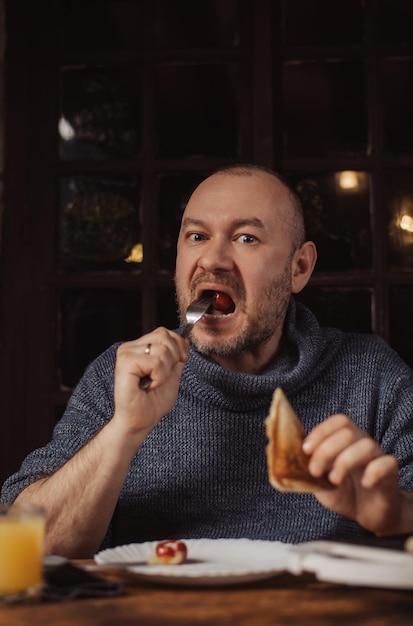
1, 564, 413, 626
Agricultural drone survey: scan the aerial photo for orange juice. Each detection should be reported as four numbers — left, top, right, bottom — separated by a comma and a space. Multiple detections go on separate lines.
0, 505, 45, 602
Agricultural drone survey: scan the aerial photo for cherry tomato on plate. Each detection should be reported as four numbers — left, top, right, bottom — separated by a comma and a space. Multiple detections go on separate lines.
148, 540, 188, 565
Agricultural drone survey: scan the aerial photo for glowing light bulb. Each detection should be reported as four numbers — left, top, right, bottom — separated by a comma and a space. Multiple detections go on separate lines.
58, 117, 75, 141
125, 243, 143, 263
338, 171, 359, 190
398, 214, 413, 233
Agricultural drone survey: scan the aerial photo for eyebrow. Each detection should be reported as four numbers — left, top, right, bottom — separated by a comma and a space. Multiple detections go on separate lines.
181, 217, 267, 231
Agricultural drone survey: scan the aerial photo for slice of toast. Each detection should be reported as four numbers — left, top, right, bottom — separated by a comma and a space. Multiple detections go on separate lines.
265, 388, 333, 493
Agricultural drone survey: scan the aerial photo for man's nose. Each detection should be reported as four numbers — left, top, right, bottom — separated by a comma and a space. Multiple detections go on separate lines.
197, 239, 234, 272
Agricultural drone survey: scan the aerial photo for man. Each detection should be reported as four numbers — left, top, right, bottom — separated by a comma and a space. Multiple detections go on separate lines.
2, 164, 413, 558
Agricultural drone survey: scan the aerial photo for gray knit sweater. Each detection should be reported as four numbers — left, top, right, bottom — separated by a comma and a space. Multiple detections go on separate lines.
3, 299, 413, 549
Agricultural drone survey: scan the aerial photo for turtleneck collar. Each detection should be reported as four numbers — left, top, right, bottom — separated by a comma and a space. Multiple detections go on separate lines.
181, 298, 343, 412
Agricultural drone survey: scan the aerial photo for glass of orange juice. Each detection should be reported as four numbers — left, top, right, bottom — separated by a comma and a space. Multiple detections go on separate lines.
0, 503, 46, 603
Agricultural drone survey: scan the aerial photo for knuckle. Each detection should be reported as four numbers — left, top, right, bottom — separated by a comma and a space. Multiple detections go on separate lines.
360, 436, 380, 456
156, 327, 172, 341
384, 454, 398, 471
334, 413, 351, 427
116, 344, 131, 362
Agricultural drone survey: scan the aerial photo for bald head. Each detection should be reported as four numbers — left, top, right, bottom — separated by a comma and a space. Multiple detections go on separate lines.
208, 164, 306, 251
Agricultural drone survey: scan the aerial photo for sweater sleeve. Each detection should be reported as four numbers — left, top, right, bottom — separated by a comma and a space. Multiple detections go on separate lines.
0, 343, 118, 504
350, 336, 413, 491
376, 365, 413, 491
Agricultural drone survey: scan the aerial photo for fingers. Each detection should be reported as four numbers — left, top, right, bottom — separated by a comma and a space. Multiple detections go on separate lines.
116, 327, 189, 391
303, 413, 384, 485
112, 328, 189, 436
326, 438, 383, 485
134, 328, 189, 364
361, 454, 399, 489
303, 413, 401, 535
303, 413, 362, 454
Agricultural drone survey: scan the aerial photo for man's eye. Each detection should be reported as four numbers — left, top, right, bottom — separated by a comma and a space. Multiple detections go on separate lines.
237, 234, 257, 244
188, 233, 206, 242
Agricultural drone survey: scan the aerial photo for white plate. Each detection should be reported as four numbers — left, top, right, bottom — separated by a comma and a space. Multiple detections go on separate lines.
95, 538, 289, 586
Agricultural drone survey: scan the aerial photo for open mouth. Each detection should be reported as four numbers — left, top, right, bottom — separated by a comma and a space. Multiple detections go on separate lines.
202, 290, 236, 316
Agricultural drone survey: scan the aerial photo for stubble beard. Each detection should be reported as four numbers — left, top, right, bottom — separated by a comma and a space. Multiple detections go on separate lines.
175, 264, 292, 359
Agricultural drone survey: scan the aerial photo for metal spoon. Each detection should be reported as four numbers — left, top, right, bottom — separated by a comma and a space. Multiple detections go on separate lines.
180, 290, 216, 338
139, 290, 215, 390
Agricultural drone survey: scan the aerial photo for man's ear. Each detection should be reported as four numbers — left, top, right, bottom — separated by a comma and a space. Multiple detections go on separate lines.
291, 241, 317, 294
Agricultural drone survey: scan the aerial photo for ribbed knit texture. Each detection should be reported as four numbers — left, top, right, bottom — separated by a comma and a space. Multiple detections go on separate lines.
3, 298, 413, 549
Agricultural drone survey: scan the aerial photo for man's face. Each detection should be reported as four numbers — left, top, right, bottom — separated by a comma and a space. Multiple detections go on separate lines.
175, 171, 298, 367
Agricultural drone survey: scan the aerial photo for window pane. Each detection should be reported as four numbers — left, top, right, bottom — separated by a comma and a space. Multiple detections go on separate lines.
389, 286, 413, 369
296, 287, 372, 333
282, 60, 367, 157
157, 171, 208, 272
289, 171, 371, 271
59, 66, 142, 160
281, 0, 364, 45
59, 176, 141, 272
382, 58, 413, 155
62, 0, 145, 52
154, 0, 242, 48
156, 64, 241, 158
379, 0, 413, 43
58, 289, 142, 389
387, 170, 413, 270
